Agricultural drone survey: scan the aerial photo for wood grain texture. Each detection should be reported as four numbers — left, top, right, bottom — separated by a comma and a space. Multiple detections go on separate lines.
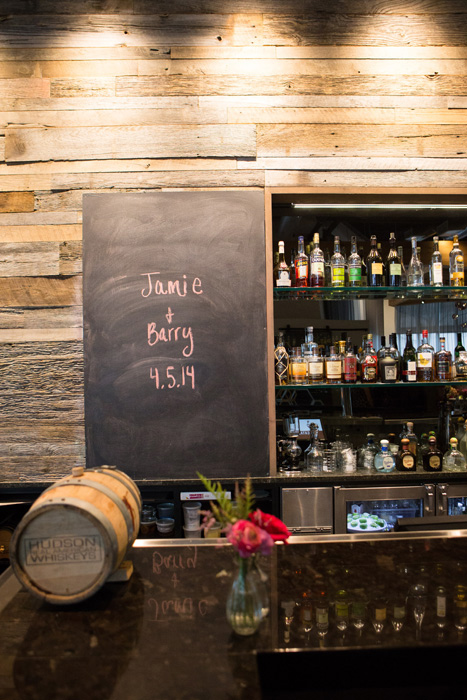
0, 242, 60, 277
0, 307, 83, 329
0, 276, 82, 308
5, 125, 257, 162
0, 192, 34, 213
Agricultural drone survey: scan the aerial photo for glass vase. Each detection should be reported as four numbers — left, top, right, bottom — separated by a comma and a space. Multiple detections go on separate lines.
226, 556, 263, 636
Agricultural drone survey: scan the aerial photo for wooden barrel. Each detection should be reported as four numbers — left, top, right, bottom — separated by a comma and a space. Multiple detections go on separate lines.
10, 466, 141, 605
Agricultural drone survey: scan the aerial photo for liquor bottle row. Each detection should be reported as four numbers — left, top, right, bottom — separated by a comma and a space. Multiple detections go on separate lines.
282, 572, 467, 644
274, 232, 465, 288
278, 420, 467, 473
274, 327, 467, 385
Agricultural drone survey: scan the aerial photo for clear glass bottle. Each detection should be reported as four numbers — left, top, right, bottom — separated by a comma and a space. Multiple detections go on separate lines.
305, 423, 323, 473
343, 338, 357, 383
301, 326, 318, 359
307, 345, 324, 383
402, 330, 417, 382
417, 329, 434, 382
374, 439, 396, 473
386, 232, 402, 286
331, 236, 345, 287
396, 438, 416, 472
450, 234, 465, 287
444, 437, 467, 472
358, 433, 378, 471
325, 345, 342, 384
366, 235, 384, 286
294, 236, 309, 288
274, 240, 291, 287
422, 436, 443, 472
348, 235, 362, 287
430, 236, 444, 287
309, 232, 325, 287
407, 236, 424, 286
274, 331, 289, 385
435, 336, 452, 381
360, 333, 378, 383
288, 347, 307, 385
397, 245, 406, 286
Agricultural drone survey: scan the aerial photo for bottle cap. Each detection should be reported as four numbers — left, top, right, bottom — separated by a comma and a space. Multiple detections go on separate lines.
450, 437, 458, 445
401, 438, 410, 445
380, 439, 389, 446
407, 422, 414, 429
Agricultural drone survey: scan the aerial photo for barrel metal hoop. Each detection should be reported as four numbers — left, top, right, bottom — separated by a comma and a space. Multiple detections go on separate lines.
47, 479, 134, 539
92, 468, 142, 510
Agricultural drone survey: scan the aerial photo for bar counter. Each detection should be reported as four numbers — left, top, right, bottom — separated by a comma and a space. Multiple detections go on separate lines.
2, 532, 467, 699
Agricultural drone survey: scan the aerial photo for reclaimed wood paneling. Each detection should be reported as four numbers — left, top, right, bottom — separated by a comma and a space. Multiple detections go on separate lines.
1, 0, 467, 483
5, 124, 257, 161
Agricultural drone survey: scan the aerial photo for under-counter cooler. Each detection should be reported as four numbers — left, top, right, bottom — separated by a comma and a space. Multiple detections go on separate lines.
281, 482, 467, 535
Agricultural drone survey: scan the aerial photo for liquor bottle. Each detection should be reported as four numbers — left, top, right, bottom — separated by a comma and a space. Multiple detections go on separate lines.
397, 245, 406, 286
360, 333, 378, 383
315, 600, 329, 639
374, 439, 396, 473
305, 423, 323, 473
331, 236, 345, 287
274, 331, 289, 385
335, 589, 349, 631
309, 232, 325, 287
386, 232, 402, 286
302, 326, 318, 358
343, 338, 357, 383
450, 234, 465, 287
338, 340, 346, 376
396, 438, 416, 472
324, 249, 332, 286
407, 236, 424, 286
406, 421, 418, 461
274, 240, 291, 287
289, 248, 296, 287
366, 235, 384, 286
422, 436, 443, 472
430, 236, 444, 287
416, 329, 434, 382
402, 330, 417, 382
294, 236, 309, 288
455, 351, 467, 381
379, 336, 399, 383
347, 235, 362, 287
377, 335, 386, 361
435, 336, 452, 381
358, 433, 378, 471
288, 347, 307, 385
436, 586, 448, 629
307, 346, 324, 383
388, 333, 401, 379
455, 333, 465, 358
387, 433, 399, 456
325, 345, 342, 384
359, 247, 368, 286
444, 437, 467, 472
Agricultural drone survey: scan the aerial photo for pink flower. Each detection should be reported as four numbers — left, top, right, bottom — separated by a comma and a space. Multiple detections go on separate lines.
249, 509, 291, 543
226, 519, 274, 558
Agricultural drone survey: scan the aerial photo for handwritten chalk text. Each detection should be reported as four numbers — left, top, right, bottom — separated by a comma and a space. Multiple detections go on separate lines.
141, 272, 203, 298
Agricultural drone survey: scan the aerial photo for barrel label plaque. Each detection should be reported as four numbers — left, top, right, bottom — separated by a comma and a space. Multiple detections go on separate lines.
23, 534, 104, 566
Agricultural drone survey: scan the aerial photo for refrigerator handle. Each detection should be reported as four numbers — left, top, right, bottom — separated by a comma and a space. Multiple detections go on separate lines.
425, 484, 435, 516
437, 484, 448, 516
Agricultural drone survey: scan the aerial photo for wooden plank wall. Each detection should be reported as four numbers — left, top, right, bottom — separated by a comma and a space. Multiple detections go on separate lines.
1, 0, 467, 483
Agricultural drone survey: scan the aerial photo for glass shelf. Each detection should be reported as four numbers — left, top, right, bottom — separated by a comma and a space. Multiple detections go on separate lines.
275, 381, 467, 390
273, 285, 467, 301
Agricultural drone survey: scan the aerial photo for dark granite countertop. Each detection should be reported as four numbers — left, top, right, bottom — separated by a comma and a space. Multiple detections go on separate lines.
2, 533, 467, 699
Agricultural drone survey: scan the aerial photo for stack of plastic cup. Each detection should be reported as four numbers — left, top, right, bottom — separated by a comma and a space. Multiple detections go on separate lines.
182, 501, 202, 538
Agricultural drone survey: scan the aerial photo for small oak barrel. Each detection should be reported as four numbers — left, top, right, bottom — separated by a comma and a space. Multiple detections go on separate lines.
10, 466, 141, 605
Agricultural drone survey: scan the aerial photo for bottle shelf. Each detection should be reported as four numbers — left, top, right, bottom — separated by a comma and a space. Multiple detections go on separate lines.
273, 285, 467, 301
275, 381, 467, 390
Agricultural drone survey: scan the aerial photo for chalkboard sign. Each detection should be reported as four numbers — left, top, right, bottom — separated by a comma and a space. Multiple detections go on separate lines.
83, 192, 269, 479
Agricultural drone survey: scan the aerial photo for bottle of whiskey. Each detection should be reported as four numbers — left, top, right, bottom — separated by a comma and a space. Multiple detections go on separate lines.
379, 340, 399, 383
450, 234, 465, 287
274, 241, 291, 287
294, 236, 309, 288
417, 329, 434, 382
343, 338, 357, 383
288, 347, 307, 384
396, 438, 416, 472
325, 345, 342, 384
361, 333, 378, 383
331, 236, 345, 287
386, 232, 402, 286
430, 236, 444, 287
422, 436, 443, 472
435, 336, 452, 381
307, 346, 324, 383
348, 236, 362, 287
366, 235, 384, 286
274, 332, 289, 385
309, 232, 325, 287
402, 330, 417, 382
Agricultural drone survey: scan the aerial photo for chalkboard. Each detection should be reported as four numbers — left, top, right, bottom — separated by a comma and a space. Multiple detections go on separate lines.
83, 192, 269, 479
